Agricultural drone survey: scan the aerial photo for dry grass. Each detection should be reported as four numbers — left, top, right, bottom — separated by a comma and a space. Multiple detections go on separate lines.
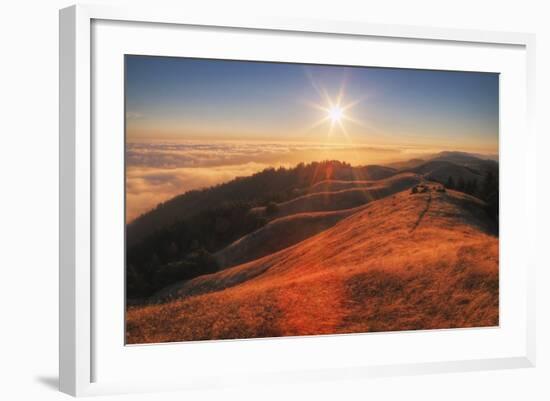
215, 174, 423, 269
127, 187, 498, 344
308, 172, 419, 193
215, 206, 362, 269
252, 173, 421, 218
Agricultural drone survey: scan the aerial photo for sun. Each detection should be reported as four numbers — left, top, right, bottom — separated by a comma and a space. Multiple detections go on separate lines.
302, 70, 366, 139
328, 106, 343, 123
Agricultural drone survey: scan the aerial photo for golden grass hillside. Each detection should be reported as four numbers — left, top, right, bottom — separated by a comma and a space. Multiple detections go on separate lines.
308, 172, 420, 193
252, 173, 421, 218
127, 186, 498, 344
214, 207, 361, 269
215, 173, 422, 269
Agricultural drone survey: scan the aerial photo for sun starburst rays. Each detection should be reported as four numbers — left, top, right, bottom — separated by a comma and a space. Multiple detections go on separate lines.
301, 70, 366, 142
307, 97, 359, 140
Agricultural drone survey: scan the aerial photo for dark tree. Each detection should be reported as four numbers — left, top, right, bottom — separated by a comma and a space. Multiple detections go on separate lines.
482, 171, 496, 198
481, 171, 499, 223
457, 176, 466, 192
265, 201, 279, 216
446, 176, 455, 189
465, 178, 478, 196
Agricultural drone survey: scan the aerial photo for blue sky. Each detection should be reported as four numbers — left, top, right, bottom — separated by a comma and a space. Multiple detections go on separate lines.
125, 55, 498, 153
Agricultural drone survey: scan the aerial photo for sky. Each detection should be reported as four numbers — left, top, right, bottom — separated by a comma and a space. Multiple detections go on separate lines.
125, 55, 499, 222
126, 55, 498, 151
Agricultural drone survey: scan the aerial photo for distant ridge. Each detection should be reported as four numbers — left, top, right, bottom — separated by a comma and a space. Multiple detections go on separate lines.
432, 151, 498, 162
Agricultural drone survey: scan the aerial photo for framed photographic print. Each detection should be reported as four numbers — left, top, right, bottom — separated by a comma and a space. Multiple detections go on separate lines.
59, 4, 536, 396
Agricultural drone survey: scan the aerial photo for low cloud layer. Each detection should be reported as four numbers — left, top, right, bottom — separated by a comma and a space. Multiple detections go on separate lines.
126, 161, 271, 222
126, 141, 410, 168
125, 140, 417, 222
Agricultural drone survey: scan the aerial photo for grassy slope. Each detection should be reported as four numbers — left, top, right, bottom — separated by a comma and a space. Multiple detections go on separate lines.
127, 186, 498, 344
307, 172, 419, 193
216, 173, 422, 269
214, 207, 361, 270
253, 173, 421, 218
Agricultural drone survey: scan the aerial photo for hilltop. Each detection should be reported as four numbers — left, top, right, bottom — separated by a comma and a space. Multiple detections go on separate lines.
127, 185, 498, 343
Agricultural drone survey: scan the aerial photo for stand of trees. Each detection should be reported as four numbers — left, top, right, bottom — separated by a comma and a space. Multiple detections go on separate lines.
445, 171, 499, 224
127, 201, 267, 299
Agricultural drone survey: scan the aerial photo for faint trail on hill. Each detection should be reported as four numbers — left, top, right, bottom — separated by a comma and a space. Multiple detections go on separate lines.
410, 192, 432, 233
276, 276, 346, 336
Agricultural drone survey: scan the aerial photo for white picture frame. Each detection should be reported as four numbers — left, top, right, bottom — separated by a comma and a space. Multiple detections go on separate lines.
59, 4, 536, 397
